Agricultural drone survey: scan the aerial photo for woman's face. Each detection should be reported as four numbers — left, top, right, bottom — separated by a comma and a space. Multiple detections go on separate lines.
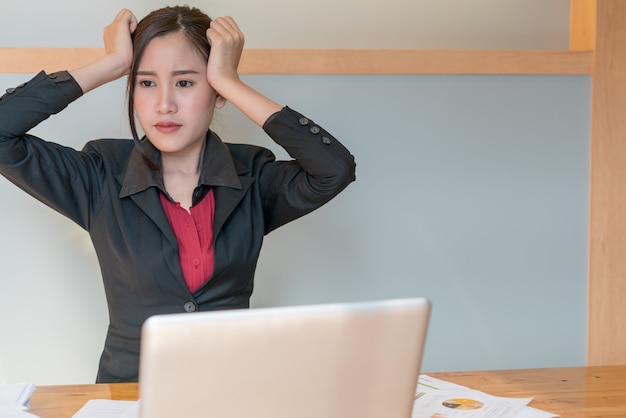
133, 31, 223, 158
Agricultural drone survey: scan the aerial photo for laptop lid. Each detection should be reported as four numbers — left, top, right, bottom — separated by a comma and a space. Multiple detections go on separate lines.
138, 297, 431, 418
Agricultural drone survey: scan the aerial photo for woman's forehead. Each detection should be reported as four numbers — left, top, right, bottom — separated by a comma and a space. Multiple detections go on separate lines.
138, 32, 206, 69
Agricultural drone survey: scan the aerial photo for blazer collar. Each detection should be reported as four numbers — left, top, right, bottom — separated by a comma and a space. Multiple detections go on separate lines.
119, 131, 242, 198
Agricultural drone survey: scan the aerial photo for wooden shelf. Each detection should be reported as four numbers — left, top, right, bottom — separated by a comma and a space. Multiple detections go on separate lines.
0, 47, 593, 75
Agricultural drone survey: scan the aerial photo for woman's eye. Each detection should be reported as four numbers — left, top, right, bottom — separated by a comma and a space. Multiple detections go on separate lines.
177, 80, 193, 88
139, 80, 155, 87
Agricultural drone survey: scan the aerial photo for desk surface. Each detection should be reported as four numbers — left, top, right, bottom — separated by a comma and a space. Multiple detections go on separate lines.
28, 365, 626, 418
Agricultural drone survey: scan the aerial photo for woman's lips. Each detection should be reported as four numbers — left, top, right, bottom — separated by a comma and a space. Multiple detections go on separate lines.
155, 121, 182, 133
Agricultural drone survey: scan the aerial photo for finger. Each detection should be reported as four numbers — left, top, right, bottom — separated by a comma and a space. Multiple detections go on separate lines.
129, 13, 138, 34
114, 8, 132, 23
221, 16, 242, 34
114, 9, 137, 32
209, 16, 244, 39
212, 16, 238, 31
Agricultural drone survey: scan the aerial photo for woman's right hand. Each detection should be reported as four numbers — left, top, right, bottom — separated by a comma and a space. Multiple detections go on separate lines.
71, 9, 138, 93
102, 9, 138, 78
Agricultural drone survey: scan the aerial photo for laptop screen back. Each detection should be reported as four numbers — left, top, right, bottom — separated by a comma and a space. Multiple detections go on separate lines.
139, 298, 430, 418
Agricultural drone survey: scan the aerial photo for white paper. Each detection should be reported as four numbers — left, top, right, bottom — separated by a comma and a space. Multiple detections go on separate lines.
513, 406, 559, 418
0, 384, 35, 408
0, 412, 39, 418
413, 387, 531, 417
0, 384, 37, 418
0, 406, 26, 416
71, 399, 138, 418
415, 375, 559, 418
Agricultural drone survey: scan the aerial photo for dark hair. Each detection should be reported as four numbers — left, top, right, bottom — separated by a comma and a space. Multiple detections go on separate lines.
128, 5, 213, 170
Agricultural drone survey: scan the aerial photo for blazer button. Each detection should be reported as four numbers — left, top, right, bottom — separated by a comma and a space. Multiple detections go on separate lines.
309, 126, 321, 134
184, 301, 197, 312
321, 136, 332, 145
5, 87, 16, 94
298, 117, 310, 126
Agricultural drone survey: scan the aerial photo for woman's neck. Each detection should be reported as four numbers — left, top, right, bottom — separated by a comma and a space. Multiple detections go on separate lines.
161, 153, 202, 211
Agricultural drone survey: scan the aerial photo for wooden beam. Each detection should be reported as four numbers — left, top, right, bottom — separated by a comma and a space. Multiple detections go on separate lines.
588, 0, 626, 365
570, 0, 597, 50
0, 48, 106, 74
0, 48, 593, 76
239, 49, 592, 75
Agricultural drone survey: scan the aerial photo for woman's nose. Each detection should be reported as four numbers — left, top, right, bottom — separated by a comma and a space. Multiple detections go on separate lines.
156, 87, 177, 114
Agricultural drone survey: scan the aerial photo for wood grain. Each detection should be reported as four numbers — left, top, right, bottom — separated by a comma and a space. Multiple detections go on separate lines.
588, 0, 626, 366
0, 48, 593, 75
28, 366, 626, 418
570, 0, 597, 50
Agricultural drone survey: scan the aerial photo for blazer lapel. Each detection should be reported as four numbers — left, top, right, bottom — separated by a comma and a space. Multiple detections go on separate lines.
213, 176, 254, 237
117, 149, 184, 287
127, 188, 186, 289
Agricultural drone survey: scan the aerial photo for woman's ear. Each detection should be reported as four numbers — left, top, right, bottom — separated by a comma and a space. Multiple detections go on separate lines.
215, 94, 227, 109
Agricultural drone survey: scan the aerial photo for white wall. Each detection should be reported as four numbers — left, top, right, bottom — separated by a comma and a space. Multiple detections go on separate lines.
0, 0, 585, 385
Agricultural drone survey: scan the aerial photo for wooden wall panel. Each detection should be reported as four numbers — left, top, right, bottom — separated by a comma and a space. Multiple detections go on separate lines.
570, 0, 597, 50
588, 0, 626, 365
0, 48, 593, 76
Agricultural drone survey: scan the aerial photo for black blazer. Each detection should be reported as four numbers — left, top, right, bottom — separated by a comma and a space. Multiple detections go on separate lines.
0, 71, 356, 382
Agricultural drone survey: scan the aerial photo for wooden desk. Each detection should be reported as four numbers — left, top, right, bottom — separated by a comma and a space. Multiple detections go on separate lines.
28, 366, 626, 418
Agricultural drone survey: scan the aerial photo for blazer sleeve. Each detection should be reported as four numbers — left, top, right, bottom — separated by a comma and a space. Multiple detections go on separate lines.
0, 71, 99, 229
259, 106, 356, 233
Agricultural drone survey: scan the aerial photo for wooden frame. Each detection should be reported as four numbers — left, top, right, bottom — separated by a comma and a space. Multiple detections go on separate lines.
1, 1, 623, 366
587, 0, 626, 366
0, 1, 597, 76
0, 47, 592, 75
570, 0, 597, 50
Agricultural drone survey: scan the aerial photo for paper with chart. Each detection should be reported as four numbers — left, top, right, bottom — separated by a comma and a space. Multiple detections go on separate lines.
413, 375, 558, 418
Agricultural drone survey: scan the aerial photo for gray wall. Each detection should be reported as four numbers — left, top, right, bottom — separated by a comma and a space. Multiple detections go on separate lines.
0, 0, 588, 384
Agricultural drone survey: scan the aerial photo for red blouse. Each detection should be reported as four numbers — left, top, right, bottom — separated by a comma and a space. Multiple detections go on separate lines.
159, 190, 215, 293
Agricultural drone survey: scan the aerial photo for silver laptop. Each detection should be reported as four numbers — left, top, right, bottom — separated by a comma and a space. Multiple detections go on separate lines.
138, 297, 431, 418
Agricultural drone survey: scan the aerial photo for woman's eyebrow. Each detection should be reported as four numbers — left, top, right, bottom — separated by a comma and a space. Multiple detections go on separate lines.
136, 70, 201, 76
172, 70, 201, 76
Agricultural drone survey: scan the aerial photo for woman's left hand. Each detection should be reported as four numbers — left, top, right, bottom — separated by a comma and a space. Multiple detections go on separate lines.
205, 16, 245, 93
204, 16, 281, 127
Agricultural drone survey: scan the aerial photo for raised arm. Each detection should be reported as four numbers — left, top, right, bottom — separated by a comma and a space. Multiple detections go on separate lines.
71, 9, 138, 94
205, 16, 282, 127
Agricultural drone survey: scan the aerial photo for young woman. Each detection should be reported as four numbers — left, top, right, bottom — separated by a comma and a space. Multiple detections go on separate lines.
0, 6, 355, 382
